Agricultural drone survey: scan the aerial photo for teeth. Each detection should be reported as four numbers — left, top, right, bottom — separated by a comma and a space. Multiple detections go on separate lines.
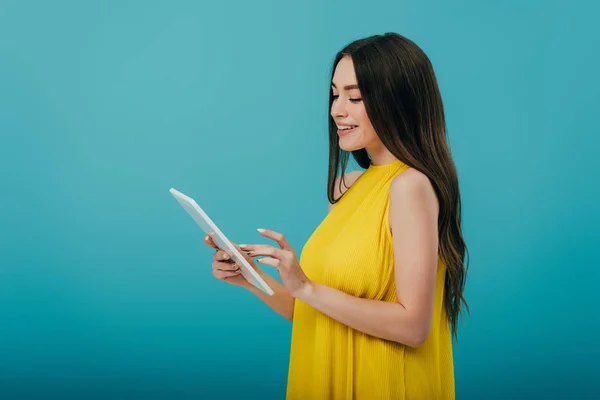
339, 126, 357, 130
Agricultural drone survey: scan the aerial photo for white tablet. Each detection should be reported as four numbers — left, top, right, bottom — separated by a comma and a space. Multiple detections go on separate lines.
169, 188, 274, 296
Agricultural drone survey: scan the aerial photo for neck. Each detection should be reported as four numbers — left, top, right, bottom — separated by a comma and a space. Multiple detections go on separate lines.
366, 143, 397, 166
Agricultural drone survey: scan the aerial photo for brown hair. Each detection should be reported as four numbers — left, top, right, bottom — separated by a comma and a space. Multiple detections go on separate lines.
327, 33, 470, 339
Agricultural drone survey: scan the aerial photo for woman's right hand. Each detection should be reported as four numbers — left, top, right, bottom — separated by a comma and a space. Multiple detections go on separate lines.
203, 234, 254, 289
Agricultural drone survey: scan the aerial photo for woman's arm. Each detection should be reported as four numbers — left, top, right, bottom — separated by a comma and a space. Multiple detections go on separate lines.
250, 169, 440, 348
296, 169, 440, 347
246, 170, 366, 322
246, 268, 295, 322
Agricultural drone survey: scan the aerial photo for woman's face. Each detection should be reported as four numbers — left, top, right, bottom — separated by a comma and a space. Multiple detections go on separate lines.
330, 56, 380, 152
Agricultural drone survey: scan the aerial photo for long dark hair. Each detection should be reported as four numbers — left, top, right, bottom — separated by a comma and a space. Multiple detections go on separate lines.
327, 32, 469, 339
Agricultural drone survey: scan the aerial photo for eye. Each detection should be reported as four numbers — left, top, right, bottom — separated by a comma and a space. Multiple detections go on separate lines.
331, 95, 362, 103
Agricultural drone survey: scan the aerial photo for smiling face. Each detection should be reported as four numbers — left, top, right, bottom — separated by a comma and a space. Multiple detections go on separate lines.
330, 56, 381, 152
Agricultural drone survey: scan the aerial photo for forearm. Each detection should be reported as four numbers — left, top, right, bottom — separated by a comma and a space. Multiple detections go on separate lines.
296, 282, 428, 347
246, 268, 295, 322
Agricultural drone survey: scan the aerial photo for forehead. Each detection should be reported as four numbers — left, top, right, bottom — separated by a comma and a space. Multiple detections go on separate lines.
332, 57, 358, 88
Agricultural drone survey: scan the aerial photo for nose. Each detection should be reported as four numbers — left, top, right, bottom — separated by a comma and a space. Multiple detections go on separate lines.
330, 97, 347, 118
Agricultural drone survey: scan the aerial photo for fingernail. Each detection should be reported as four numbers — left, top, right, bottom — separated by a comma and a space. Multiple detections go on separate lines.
239, 244, 247, 248
223, 253, 229, 260
257, 228, 265, 233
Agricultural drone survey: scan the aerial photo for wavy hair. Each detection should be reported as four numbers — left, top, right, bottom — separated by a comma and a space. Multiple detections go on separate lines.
327, 33, 469, 339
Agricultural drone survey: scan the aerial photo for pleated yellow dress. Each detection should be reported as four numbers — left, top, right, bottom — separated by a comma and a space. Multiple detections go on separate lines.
285, 159, 455, 400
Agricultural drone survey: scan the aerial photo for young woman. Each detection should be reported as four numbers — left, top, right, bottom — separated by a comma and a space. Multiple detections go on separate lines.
204, 32, 469, 400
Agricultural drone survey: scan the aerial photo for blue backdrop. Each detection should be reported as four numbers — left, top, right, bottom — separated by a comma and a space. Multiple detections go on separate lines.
1, 1, 598, 399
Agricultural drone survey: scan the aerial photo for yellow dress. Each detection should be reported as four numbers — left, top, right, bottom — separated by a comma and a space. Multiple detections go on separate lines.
285, 159, 455, 400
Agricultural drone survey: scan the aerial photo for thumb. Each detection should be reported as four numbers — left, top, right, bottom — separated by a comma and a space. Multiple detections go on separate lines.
204, 234, 219, 250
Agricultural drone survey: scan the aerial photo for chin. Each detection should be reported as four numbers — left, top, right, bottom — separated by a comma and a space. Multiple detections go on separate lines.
338, 136, 365, 152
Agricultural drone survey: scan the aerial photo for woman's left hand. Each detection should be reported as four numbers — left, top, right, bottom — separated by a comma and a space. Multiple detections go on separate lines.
240, 228, 312, 298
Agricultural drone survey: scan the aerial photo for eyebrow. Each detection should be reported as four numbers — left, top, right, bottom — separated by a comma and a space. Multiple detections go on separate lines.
331, 82, 360, 90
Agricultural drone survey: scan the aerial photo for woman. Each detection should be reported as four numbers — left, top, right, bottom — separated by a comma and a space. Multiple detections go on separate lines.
204, 32, 469, 400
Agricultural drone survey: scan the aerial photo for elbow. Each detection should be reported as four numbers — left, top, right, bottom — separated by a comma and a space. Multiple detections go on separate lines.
408, 331, 429, 348
399, 322, 431, 349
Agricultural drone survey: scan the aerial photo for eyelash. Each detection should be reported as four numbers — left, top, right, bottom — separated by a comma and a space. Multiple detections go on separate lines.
332, 95, 362, 103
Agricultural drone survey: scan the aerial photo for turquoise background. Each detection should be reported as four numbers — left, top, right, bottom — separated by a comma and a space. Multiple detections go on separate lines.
1, 0, 598, 398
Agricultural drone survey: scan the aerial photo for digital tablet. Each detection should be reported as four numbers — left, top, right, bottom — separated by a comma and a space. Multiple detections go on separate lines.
169, 188, 274, 296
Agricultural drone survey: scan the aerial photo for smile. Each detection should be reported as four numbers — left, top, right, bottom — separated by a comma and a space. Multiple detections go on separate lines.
337, 126, 357, 136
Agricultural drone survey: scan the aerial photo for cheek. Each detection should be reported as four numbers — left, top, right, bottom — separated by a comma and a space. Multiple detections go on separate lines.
356, 112, 379, 144
354, 105, 370, 126
355, 108, 374, 133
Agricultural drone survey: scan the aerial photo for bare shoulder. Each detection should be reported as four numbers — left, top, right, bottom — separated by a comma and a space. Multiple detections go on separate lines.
389, 168, 439, 219
390, 168, 434, 193
328, 170, 365, 212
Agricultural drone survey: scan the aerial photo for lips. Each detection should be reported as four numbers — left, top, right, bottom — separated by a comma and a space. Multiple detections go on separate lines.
337, 126, 357, 136
337, 124, 358, 130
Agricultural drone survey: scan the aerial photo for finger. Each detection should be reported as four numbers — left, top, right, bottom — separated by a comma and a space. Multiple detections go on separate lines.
239, 244, 285, 259
256, 228, 292, 250
231, 243, 254, 259
212, 249, 232, 262
213, 261, 241, 272
256, 257, 280, 268
237, 243, 257, 254
204, 234, 219, 250
213, 269, 241, 280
